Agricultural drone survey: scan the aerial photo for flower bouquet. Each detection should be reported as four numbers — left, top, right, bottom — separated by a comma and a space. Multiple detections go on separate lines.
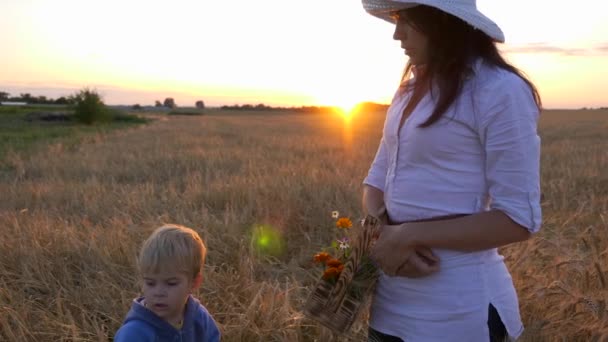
303, 212, 381, 334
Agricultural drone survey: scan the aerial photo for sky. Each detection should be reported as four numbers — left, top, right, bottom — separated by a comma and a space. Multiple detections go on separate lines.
1, 0, 607, 109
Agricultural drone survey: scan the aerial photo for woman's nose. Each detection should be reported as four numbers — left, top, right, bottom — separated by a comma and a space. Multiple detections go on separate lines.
393, 23, 407, 41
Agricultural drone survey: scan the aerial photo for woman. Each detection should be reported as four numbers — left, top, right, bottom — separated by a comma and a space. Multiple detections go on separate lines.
361, 0, 542, 341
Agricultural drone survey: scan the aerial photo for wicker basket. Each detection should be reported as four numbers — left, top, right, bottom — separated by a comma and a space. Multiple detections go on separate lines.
303, 215, 381, 334
303, 274, 377, 333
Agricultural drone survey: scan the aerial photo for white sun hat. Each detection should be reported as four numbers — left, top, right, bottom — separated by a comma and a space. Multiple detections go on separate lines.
362, 0, 505, 43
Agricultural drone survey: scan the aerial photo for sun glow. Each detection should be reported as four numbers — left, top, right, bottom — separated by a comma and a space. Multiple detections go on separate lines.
318, 92, 363, 118
335, 102, 360, 118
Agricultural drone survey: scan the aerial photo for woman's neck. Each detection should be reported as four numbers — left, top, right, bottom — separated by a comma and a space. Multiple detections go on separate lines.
412, 64, 427, 78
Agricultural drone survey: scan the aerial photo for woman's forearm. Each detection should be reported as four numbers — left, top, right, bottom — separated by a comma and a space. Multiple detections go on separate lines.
406, 210, 531, 252
362, 185, 387, 222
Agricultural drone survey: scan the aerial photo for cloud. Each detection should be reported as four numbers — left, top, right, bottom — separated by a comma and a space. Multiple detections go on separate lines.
595, 44, 608, 52
501, 42, 608, 56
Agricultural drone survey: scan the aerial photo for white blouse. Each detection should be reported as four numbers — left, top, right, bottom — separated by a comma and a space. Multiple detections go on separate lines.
364, 60, 541, 341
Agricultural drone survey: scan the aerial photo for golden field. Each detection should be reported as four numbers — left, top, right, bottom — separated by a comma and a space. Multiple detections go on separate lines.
1, 108, 607, 341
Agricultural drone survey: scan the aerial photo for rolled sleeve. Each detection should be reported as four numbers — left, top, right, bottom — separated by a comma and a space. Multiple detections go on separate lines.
478, 76, 542, 233
364, 137, 388, 191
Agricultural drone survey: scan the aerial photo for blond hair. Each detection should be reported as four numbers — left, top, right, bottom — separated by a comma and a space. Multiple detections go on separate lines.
138, 224, 206, 280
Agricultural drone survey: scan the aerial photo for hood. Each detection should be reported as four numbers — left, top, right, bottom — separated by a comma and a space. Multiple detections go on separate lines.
123, 295, 201, 337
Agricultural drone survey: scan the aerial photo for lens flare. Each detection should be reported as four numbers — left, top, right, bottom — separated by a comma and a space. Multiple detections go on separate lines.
251, 224, 285, 257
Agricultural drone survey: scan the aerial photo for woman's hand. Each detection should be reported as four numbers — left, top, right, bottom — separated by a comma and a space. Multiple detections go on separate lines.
370, 224, 440, 278
395, 247, 440, 278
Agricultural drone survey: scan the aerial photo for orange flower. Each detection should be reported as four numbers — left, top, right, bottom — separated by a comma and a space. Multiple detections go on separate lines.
336, 217, 352, 229
326, 258, 342, 268
322, 267, 341, 280
313, 252, 331, 264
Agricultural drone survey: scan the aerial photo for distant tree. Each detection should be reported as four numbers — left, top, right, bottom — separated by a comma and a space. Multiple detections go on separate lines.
0, 91, 9, 101
195, 100, 205, 109
55, 96, 70, 105
132, 104, 142, 110
163, 97, 176, 108
155, 100, 163, 107
70, 88, 109, 124
19, 93, 33, 103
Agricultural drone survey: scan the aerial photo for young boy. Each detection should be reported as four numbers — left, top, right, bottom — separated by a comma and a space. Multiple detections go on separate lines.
115, 224, 221, 341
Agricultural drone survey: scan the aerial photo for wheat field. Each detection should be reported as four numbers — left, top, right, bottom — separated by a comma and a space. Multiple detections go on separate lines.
1, 108, 607, 341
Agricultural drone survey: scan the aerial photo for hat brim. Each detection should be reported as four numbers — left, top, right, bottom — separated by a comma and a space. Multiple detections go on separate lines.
362, 0, 505, 43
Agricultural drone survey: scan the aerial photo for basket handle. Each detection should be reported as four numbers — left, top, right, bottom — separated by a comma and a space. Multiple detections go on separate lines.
325, 214, 380, 311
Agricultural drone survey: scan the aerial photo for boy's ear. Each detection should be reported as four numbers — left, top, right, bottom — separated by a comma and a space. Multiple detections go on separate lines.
191, 272, 203, 291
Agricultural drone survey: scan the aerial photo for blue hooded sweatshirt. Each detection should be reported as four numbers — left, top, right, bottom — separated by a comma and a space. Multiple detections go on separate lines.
114, 295, 221, 342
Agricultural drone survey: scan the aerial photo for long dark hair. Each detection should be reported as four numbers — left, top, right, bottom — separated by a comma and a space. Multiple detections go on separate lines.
399, 5, 542, 127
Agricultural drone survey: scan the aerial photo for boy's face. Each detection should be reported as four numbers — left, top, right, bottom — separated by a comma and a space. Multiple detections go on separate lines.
142, 270, 201, 325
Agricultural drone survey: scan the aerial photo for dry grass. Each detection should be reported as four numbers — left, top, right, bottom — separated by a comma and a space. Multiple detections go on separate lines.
1, 108, 607, 341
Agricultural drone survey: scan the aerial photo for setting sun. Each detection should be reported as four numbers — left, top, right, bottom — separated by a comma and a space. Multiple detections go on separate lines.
317, 90, 365, 117
335, 102, 360, 117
